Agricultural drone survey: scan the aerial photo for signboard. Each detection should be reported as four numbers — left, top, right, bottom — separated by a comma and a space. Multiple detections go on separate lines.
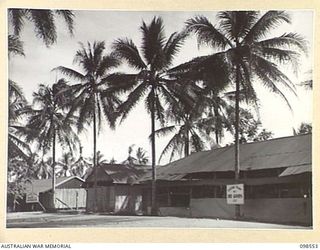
227, 184, 244, 204
26, 193, 39, 203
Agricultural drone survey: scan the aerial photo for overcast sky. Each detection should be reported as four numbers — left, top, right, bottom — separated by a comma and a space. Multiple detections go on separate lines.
8, 10, 313, 164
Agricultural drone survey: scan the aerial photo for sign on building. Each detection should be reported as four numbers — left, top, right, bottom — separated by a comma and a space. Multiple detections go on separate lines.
227, 184, 244, 204
26, 193, 39, 203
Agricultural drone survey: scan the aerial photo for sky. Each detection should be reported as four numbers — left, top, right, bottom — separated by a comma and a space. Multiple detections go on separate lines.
8, 10, 313, 165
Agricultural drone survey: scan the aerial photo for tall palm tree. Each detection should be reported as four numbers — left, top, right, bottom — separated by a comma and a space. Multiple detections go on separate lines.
8, 9, 74, 47
186, 11, 307, 217
25, 80, 79, 209
186, 12, 306, 176
112, 17, 188, 214
54, 41, 121, 211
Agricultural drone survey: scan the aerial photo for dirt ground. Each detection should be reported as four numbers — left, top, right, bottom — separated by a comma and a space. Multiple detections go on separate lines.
6, 212, 311, 229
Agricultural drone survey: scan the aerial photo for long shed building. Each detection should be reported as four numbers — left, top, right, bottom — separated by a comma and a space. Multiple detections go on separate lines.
139, 134, 312, 225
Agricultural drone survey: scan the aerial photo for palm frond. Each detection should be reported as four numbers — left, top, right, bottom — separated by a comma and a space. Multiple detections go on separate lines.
52, 66, 86, 81
252, 55, 296, 110
243, 11, 291, 43
190, 129, 205, 152
140, 16, 166, 67
218, 11, 258, 40
96, 55, 120, 77
99, 90, 121, 129
163, 31, 187, 67
76, 94, 94, 132
8, 35, 25, 56
258, 47, 300, 73
55, 10, 74, 35
118, 82, 148, 123
28, 9, 57, 46
8, 9, 26, 36
153, 125, 176, 139
112, 38, 146, 70
103, 73, 138, 94
185, 15, 233, 49
158, 132, 183, 163
257, 33, 308, 55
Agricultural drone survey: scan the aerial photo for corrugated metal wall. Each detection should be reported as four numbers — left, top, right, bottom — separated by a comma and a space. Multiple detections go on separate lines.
55, 189, 87, 209
159, 197, 312, 225
86, 186, 143, 214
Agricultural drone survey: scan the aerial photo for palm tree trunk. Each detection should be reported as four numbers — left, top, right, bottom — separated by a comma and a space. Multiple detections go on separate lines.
52, 129, 56, 211
214, 107, 220, 145
150, 86, 157, 215
93, 93, 98, 212
184, 129, 189, 157
235, 63, 241, 218
235, 66, 240, 179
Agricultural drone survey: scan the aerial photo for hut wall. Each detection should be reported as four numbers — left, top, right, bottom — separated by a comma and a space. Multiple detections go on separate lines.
114, 185, 142, 214
86, 186, 143, 214
86, 187, 115, 212
55, 189, 87, 209
158, 197, 312, 225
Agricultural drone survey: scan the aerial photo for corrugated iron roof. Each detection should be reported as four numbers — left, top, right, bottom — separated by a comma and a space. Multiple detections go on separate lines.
24, 176, 85, 194
85, 163, 150, 184
139, 134, 311, 182
279, 164, 312, 177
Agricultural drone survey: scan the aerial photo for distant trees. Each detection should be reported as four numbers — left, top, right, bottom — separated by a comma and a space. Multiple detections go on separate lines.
123, 145, 149, 165
238, 109, 273, 143
24, 80, 80, 207
295, 122, 312, 135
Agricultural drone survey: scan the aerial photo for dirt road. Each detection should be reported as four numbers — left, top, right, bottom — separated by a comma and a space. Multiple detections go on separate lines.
6, 212, 310, 229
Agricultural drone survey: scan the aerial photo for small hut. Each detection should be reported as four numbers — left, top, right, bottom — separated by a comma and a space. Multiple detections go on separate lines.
23, 176, 86, 211
84, 163, 150, 214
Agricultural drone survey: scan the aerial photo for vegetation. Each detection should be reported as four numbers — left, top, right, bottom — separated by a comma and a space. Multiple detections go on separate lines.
111, 17, 191, 214
7, 10, 310, 213
54, 41, 122, 211
185, 11, 307, 183
8, 9, 74, 47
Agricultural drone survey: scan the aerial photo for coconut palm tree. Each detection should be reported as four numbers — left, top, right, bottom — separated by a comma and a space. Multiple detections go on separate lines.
122, 145, 149, 165
70, 146, 91, 178
186, 10, 307, 183
54, 41, 121, 211
122, 144, 137, 165
112, 17, 189, 214
8, 80, 32, 162
56, 152, 75, 177
136, 147, 149, 165
24, 80, 79, 209
8, 9, 74, 47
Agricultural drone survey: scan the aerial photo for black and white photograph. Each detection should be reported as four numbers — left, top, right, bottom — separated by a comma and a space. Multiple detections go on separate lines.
6, 8, 313, 230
